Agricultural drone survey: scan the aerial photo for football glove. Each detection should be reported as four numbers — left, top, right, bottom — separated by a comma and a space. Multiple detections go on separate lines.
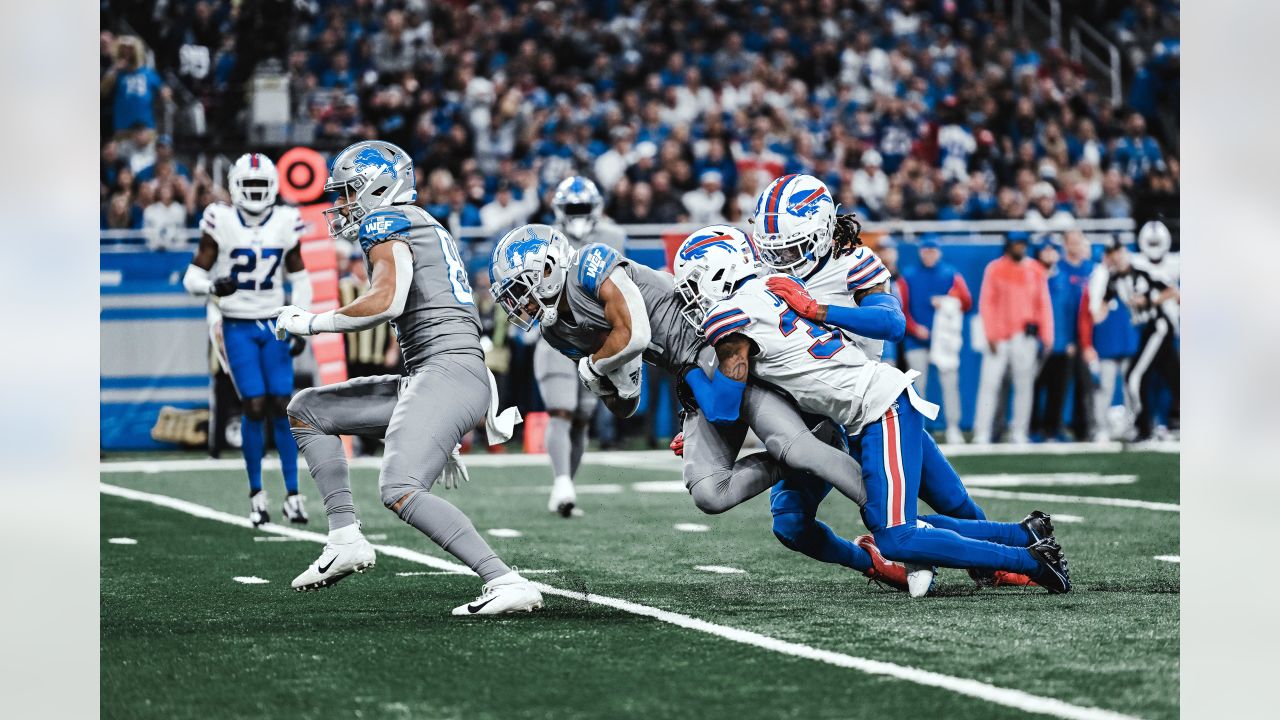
288, 334, 308, 357
439, 444, 471, 490
211, 276, 239, 297
669, 432, 684, 457
577, 356, 611, 397
765, 276, 823, 320
274, 305, 316, 339
674, 365, 701, 414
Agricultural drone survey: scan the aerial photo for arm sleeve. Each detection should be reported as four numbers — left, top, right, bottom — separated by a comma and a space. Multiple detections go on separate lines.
950, 272, 973, 312
288, 269, 312, 310
183, 264, 213, 296
822, 293, 906, 342
683, 366, 746, 426
897, 276, 922, 336
311, 242, 412, 332
591, 266, 651, 375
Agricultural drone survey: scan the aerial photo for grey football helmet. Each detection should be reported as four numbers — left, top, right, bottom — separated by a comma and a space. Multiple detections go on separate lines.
323, 140, 418, 240
552, 176, 604, 243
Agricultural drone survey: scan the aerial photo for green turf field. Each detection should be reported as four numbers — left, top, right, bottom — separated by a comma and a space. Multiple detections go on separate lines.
101, 449, 1178, 720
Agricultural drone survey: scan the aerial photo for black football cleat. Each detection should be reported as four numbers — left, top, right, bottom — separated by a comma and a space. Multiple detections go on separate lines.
1021, 510, 1055, 544
1027, 537, 1071, 594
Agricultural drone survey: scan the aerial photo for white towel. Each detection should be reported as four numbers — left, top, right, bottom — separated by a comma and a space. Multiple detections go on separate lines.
484, 368, 522, 446
930, 295, 964, 371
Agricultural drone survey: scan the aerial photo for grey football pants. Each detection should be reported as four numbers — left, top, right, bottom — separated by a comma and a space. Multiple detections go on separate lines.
288, 352, 510, 583
681, 384, 866, 514
534, 338, 595, 480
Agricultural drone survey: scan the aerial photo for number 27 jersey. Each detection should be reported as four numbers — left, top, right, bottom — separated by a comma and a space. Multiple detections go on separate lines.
199, 202, 303, 320
702, 274, 913, 435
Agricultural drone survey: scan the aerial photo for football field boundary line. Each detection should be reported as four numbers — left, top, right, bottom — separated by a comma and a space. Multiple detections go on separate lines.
101, 482, 1142, 720
967, 488, 1180, 512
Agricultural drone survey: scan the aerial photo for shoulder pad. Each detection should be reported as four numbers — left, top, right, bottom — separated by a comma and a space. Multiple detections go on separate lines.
199, 202, 232, 236
358, 208, 412, 254
576, 243, 623, 298
845, 247, 891, 291
702, 300, 753, 345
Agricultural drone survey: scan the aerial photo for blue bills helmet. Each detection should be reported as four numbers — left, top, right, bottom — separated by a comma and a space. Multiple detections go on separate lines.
552, 176, 604, 242
751, 174, 836, 278
490, 224, 574, 330
672, 225, 762, 332
323, 140, 417, 240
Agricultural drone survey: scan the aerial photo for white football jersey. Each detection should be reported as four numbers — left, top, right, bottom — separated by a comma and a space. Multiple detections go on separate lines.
199, 203, 304, 319
702, 275, 914, 436
801, 246, 893, 360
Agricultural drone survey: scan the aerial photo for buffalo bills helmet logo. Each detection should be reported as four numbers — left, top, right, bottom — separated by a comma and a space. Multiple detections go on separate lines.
678, 232, 738, 261
786, 188, 832, 218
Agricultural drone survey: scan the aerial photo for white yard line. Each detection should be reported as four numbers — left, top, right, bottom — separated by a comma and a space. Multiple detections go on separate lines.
1153, 555, 1180, 563
232, 576, 270, 584
966, 488, 1179, 512
1053, 514, 1086, 524
101, 482, 1140, 720
486, 528, 523, 538
106, 537, 137, 545
674, 523, 710, 532
963, 474, 1137, 488
694, 565, 746, 574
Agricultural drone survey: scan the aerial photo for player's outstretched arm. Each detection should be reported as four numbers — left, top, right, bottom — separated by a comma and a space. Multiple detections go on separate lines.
682, 334, 751, 426
765, 276, 905, 342
275, 240, 411, 337
182, 233, 237, 297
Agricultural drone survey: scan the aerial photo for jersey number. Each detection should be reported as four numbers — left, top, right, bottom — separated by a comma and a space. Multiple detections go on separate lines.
229, 248, 283, 290
435, 229, 473, 304
777, 306, 846, 359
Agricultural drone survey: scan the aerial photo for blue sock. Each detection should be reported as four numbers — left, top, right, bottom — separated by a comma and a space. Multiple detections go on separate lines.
271, 415, 299, 494
773, 513, 873, 573
874, 523, 1038, 574
241, 414, 265, 494
920, 514, 1033, 547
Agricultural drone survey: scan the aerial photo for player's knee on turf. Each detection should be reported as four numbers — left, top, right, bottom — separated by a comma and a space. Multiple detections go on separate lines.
243, 396, 266, 421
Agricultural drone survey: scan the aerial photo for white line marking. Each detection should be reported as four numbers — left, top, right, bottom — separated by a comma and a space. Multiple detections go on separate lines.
365, 533, 388, 541
674, 523, 710, 532
486, 528, 523, 538
100, 483, 1141, 720
397, 569, 561, 577
1053, 514, 1085, 524
1154, 555, 1180, 563
98, 441, 1179, 475
232, 576, 270, 584
964, 474, 1137, 488
488, 483, 624, 495
107, 537, 137, 545
632, 480, 687, 493
967, 488, 1179, 512
694, 565, 746, 574
253, 536, 306, 542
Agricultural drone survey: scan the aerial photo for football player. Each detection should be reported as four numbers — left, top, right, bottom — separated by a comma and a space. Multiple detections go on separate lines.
273, 140, 542, 615
674, 238, 1072, 592
751, 174, 1033, 587
184, 153, 311, 527
490, 225, 910, 590
536, 176, 628, 517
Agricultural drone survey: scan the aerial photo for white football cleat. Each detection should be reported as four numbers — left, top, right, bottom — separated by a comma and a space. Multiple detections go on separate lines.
905, 563, 937, 598
945, 428, 965, 445
292, 524, 376, 592
547, 475, 577, 518
452, 572, 544, 616
282, 494, 309, 524
249, 490, 270, 527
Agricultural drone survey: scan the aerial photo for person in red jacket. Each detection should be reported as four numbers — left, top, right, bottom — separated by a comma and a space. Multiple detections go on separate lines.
899, 236, 973, 444
972, 232, 1054, 445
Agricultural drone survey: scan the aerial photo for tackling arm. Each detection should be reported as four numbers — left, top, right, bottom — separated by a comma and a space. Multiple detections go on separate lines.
682, 334, 751, 426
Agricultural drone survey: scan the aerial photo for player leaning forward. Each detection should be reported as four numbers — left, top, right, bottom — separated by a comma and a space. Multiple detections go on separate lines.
273, 141, 542, 615
674, 229, 1073, 592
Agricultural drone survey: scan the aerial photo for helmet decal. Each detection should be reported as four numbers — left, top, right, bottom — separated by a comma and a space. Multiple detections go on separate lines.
786, 188, 832, 218
352, 147, 397, 180
677, 232, 739, 262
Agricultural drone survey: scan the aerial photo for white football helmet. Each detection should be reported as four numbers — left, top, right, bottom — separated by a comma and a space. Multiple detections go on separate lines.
751, 174, 836, 278
228, 153, 279, 215
323, 140, 417, 240
672, 225, 762, 332
490, 224, 574, 330
552, 176, 604, 243
1137, 220, 1173, 262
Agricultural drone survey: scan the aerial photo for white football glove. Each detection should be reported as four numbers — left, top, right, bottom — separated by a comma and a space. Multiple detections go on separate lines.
438, 444, 471, 490
274, 305, 317, 339
606, 357, 643, 400
577, 356, 611, 397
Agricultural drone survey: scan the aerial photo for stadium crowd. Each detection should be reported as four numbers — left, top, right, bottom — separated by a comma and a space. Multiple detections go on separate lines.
100, 0, 1179, 444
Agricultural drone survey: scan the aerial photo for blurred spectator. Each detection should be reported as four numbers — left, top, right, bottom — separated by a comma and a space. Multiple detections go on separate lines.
972, 233, 1053, 445
899, 237, 972, 444
136, 135, 191, 185
142, 183, 189, 251
1032, 231, 1094, 441
1024, 182, 1075, 233
101, 35, 169, 136
682, 171, 727, 225
595, 127, 636, 194
853, 150, 890, 215
102, 192, 141, 230
1095, 168, 1132, 219
1111, 112, 1165, 183
1081, 237, 1142, 441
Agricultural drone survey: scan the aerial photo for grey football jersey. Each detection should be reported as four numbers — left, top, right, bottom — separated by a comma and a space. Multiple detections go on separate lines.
357, 204, 482, 372
541, 243, 701, 375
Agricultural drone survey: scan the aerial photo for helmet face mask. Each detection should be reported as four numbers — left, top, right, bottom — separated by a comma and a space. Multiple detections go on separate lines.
229, 153, 279, 215
752, 175, 835, 277
490, 224, 573, 330
552, 176, 604, 242
323, 141, 417, 240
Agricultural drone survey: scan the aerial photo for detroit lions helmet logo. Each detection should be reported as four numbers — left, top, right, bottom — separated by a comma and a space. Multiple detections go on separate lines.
503, 226, 549, 269
786, 188, 832, 218
352, 147, 397, 180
